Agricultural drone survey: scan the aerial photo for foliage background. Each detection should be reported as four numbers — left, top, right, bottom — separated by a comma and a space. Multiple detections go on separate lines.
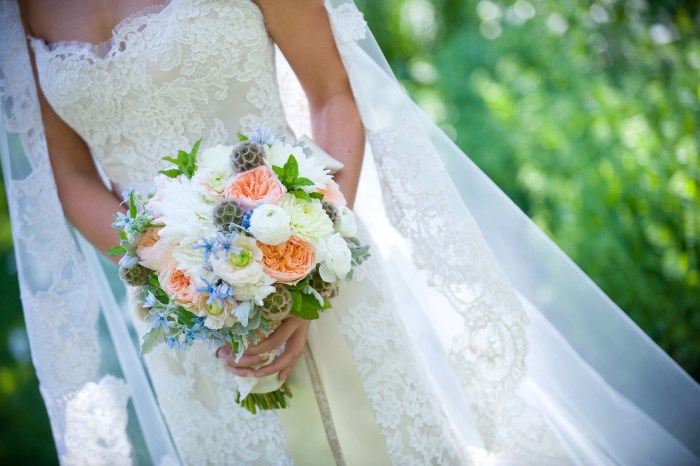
0, 0, 698, 462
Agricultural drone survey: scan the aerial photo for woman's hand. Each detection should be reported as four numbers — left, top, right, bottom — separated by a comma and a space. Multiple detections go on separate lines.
219, 316, 310, 382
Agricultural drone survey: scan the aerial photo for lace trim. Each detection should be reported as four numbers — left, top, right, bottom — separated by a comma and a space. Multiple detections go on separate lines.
326, 2, 571, 464
31, 0, 287, 184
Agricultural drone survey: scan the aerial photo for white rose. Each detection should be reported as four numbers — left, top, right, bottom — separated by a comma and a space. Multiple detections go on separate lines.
248, 204, 292, 245
318, 233, 352, 282
337, 206, 358, 237
281, 194, 335, 246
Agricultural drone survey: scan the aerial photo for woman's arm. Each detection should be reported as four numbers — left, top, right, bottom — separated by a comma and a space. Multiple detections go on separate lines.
21, 5, 124, 262
225, 0, 365, 381
255, 0, 365, 208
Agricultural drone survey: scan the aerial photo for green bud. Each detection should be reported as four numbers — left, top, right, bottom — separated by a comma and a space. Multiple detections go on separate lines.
230, 248, 253, 267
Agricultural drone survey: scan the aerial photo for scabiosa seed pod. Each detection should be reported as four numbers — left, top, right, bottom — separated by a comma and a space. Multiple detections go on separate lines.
322, 201, 338, 225
260, 284, 293, 322
309, 268, 340, 299
213, 199, 247, 231
119, 263, 151, 287
231, 141, 266, 173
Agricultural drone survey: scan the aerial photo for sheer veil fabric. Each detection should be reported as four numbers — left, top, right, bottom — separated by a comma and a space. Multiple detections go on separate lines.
1, 0, 698, 465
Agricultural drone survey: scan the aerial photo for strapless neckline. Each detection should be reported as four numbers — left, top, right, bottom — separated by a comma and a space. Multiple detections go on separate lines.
29, 0, 178, 61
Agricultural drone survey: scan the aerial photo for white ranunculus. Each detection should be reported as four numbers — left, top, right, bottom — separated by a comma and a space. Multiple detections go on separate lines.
210, 234, 267, 287
198, 144, 234, 173
192, 167, 232, 200
280, 194, 335, 246
171, 241, 216, 282
318, 233, 352, 282
336, 206, 358, 237
149, 176, 216, 246
232, 278, 276, 306
265, 141, 332, 192
248, 204, 292, 245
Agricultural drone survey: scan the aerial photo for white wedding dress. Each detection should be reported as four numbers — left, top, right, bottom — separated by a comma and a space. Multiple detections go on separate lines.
1, 0, 698, 465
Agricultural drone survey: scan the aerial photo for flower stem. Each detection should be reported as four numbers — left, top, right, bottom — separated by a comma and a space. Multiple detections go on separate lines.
236, 382, 293, 414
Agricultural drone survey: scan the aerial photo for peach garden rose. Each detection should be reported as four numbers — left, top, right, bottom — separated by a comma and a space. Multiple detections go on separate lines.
159, 266, 200, 309
258, 236, 316, 284
224, 165, 286, 209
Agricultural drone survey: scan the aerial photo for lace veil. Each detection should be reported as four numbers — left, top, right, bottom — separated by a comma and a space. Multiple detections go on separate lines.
1, 0, 698, 464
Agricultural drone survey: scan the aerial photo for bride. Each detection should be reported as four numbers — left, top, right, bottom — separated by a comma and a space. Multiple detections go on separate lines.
1, 0, 698, 465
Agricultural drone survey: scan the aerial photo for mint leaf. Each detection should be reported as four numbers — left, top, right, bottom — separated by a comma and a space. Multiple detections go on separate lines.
283, 155, 299, 184
290, 189, 311, 202
159, 169, 181, 178
272, 165, 286, 180
292, 177, 315, 187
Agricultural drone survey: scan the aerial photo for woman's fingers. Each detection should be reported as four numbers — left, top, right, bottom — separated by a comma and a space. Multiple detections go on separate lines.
244, 318, 298, 355
255, 323, 308, 380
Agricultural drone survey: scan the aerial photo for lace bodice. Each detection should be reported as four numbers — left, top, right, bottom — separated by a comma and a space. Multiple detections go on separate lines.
31, 0, 288, 184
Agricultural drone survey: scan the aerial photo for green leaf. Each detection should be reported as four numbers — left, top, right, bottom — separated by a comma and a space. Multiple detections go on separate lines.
119, 230, 127, 241
309, 192, 324, 200
129, 190, 137, 219
291, 291, 303, 314
283, 155, 299, 184
237, 132, 249, 142
140, 326, 165, 355
272, 165, 286, 180
292, 177, 315, 187
290, 189, 312, 202
106, 245, 126, 256
162, 156, 180, 165
159, 168, 181, 178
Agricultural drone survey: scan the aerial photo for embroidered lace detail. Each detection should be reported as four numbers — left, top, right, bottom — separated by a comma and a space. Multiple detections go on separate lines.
136, 321, 293, 466
0, 2, 123, 461
31, 0, 288, 184
366, 118, 569, 465
61, 376, 132, 466
334, 231, 468, 465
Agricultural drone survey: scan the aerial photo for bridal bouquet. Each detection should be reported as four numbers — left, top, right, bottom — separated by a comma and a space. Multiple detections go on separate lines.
110, 129, 369, 413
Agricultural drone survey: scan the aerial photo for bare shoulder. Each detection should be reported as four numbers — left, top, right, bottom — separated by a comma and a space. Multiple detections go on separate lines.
20, 0, 164, 44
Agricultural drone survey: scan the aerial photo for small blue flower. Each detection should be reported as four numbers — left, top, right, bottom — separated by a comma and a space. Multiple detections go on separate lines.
149, 312, 170, 331
192, 236, 218, 262
212, 282, 235, 309
196, 277, 216, 305
167, 336, 180, 350
143, 292, 157, 308
251, 127, 274, 145
120, 185, 133, 206
241, 211, 253, 230
112, 212, 133, 229
214, 232, 241, 261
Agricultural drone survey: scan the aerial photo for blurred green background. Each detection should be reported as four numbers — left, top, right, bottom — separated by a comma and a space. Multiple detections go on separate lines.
1, 0, 698, 462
